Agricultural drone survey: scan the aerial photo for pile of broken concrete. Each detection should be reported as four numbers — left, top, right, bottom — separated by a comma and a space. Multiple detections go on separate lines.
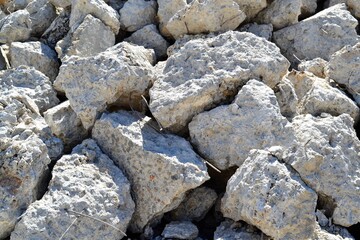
1, 0, 360, 239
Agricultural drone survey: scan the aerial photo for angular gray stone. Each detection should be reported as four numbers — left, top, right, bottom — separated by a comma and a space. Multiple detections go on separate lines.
313, 224, 355, 240
233, 0, 267, 20
26, 0, 57, 37
10, 41, 60, 82
221, 149, 318, 240
325, 43, 360, 104
1, 0, 32, 12
165, 0, 245, 39
125, 24, 170, 59
41, 6, 71, 49
44, 101, 88, 152
239, 23, 273, 40
214, 220, 271, 240
157, 0, 187, 37
10, 139, 135, 240
275, 71, 359, 121
189, 80, 294, 170
149, 31, 290, 133
56, 14, 115, 61
70, 0, 120, 34
0, 10, 31, 43
286, 114, 360, 227
92, 111, 209, 232
298, 58, 328, 78
49, 0, 71, 8
301, 0, 318, 17
326, 0, 360, 18
273, 4, 359, 65
119, 0, 157, 32
255, 0, 302, 29
168, 186, 217, 222
162, 221, 199, 240
54, 42, 155, 130
0, 66, 59, 113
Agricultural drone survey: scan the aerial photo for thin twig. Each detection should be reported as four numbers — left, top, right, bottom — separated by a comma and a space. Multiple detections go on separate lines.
59, 217, 78, 240
204, 160, 221, 173
65, 209, 127, 237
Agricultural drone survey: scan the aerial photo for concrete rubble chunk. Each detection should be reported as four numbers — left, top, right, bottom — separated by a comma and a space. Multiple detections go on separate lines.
41, 7, 71, 49
70, 0, 121, 34
314, 211, 354, 239
298, 58, 328, 78
1, 0, 32, 12
275, 71, 359, 121
0, 66, 59, 113
214, 220, 271, 240
157, 0, 187, 37
10, 139, 135, 240
233, 0, 267, 20
167, 186, 217, 222
26, 0, 57, 37
221, 149, 318, 240
119, 0, 157, 32
255, 0, 302, 30
49, 0, 71, 8
326, 0, 360, 18
149, 31, 290, 133
161, 221, 199, 240
92, 110, 209, 232
301, 0, 318, 17
239, 23, 273, 40
325, 43, 360, 104
189, 80, 294, 170
10, 41, 60, 82
273, 4, 359, 66
44, 101, 88, 152
125, 24, 170, 60
0, 10, 31, 44
165, 0, 246, 39
56, 14, 115, 61
54, 42, 155, 130
287, 114, 360, 226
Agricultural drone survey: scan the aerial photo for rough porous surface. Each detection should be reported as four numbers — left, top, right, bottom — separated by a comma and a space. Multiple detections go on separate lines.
239, 23, 273, 40
298, 58, 328, 78
275, 71, 359, 121
189, 80, 294, 170
10, 41, 59, 82
326, 0, 360, 18
161, 221, 199, 240
325, 43, 360, 104
26, 0, 57, 37
0, 10, 31, 43
273, 4, 359, 65
54, 42, 155, 130
150, 31, 289, 133
214, 220, 271, 240
10, 139, 135, 240
92, 111, 209, 232
221, 149, 318, 240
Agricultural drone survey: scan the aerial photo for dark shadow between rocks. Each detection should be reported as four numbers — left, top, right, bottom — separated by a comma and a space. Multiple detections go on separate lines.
317, 193, 337, 219
348, 223, 360, 239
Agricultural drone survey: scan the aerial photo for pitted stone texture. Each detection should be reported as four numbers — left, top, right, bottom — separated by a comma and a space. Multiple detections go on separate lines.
288, 114, 360, 226
56, 14, 115, 61
54, 42, 155, 130
70, 0, 120, 34
0, 10, 31, 43
167, 186, 217, 222
119, 0, 157, 32
10, 139, 135, 240
149, 31, 290, 133
26, 0, 57, 37
275, 71, 359, 121
233, 0, 267, 20
325, 43, 360, 104
214, 220, 271, 240
125, 24, 170, 59
10, 41, 59, 82
162, 221, 199, 240
44, 101, 88, 152
239, 23, 273, 40
273, 4, 359, 65
221, 149, 318, 240
326, 0, 360, 18
1, 0, 32, 12
157, 0, 187, 37
301, 0, 318, 17
298, 58, 328, 78
0, 66, 59, 113
50, 0, 71, 8
41, 7, 71, 49
189, 80, 294, 170
0, 94, 55, 239
92, 111, 209, 232
255, 0, 302, 29
165, 0, 245, 39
